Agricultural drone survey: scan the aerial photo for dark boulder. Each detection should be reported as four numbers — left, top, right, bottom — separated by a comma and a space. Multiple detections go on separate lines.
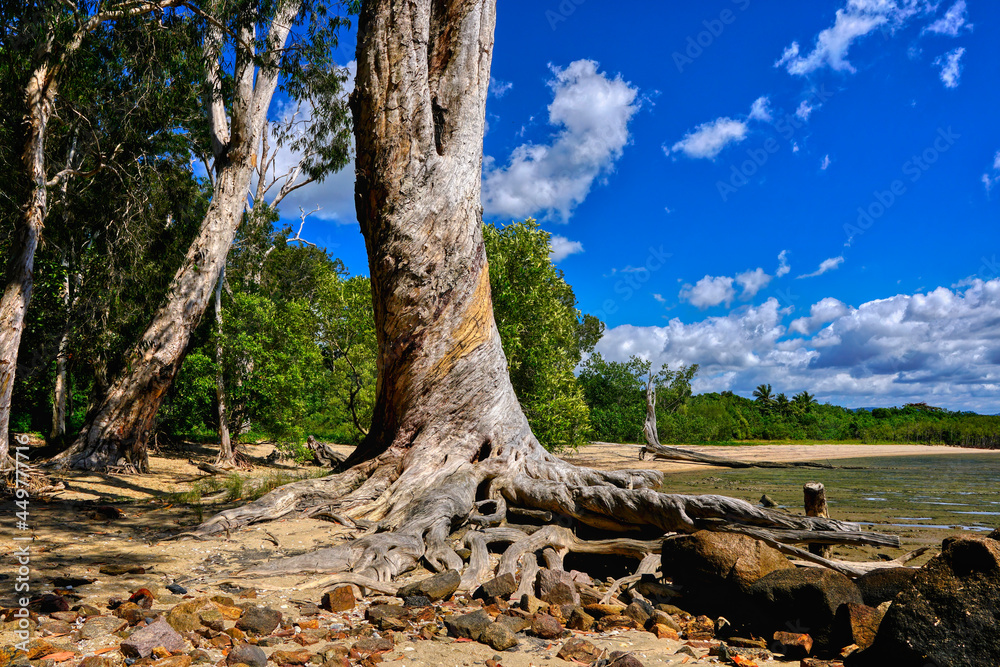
396, 569, 460, 601
747, 567, 863, 650
854, 567, 917, 607
848, 535, 1000, 667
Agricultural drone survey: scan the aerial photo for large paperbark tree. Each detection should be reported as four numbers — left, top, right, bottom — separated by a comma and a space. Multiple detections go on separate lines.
191, 0, 896, 588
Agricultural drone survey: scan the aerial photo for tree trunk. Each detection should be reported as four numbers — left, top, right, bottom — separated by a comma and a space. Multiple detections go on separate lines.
214, 267, 234, 466
50, 268, 71, 441
0, 61, 56, 469
642, 370, 659, 447
52, 0, 301, 471
190, 0, 899, 588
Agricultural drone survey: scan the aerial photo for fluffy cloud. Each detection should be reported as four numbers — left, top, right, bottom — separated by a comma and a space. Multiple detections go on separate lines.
680, 275, 736, 309
736, 268, 773, 300
749, 96, 773, 122
549, 235, 584, 262
795, 100, 816, 121
266, 62, 358, 224
923, 0, 971, 36
789, 297, 853, 334
489, 77, 513, 98
595, 279, 1000, 412
668, 118, 748, 160
775, 1, 936, 76
798, 256, 845, 278
982, 151, 1000, 192
776, 250, 791, 278
820, 154, 832, 170
933, 47, 966, 88
482, 60, 639, 221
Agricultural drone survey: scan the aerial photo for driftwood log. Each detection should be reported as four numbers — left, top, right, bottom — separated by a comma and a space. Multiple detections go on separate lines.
306, 436, 346, 468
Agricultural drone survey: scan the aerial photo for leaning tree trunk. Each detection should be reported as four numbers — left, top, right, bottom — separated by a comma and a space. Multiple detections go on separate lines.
0, 60, 57, 470
189, 0, 898, 589
52, 1, 300, 471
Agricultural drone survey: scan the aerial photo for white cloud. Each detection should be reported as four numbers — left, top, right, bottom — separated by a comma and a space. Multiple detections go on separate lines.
795, 100, 817, 121
680, 275, 736, 309
736, 268, 773, 300
798, 256, 845, 278
653, 293, 667, 304
820, 154, 832, 170
789, 297, 853, 334
489, 77, 513, 98
668, 117, 748, 160
482, 60, 639, 221
265, 62, 358, 225
776, 250, 791, 278
933, 47, 965, 88
749, 96, 773, 122
549, 235, 584, 262
923, 0, 971, 36
775, 10, 886, 75
776, 1, 937, 76
983, 150, 1000, 192
594, 279, 1000, 412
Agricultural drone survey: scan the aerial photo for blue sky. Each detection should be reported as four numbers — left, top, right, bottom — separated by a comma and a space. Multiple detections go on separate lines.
273, 0, 1000, 412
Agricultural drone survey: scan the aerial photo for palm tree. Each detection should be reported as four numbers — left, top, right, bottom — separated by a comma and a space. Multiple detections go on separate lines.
793, 390, 818, 414
753, 383, 774, 410
775, 392, 791, 417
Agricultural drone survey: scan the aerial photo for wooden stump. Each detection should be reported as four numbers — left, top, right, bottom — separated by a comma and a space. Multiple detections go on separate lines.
804, 482, 831, 558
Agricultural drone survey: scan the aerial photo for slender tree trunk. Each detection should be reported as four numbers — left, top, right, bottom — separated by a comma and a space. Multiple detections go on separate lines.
53, 0, 300, 471
0, 61, 56, 469
50, 269, 71, 441
214, 266, 233, 465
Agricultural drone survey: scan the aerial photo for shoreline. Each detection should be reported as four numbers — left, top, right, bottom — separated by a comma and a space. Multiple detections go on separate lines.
561, 441, 1000, 474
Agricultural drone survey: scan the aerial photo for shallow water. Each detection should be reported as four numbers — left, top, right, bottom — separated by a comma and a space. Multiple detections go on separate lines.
663, 451, 1000, 557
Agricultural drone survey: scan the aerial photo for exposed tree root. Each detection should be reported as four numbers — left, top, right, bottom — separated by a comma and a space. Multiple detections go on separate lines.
195, 440, 900, 595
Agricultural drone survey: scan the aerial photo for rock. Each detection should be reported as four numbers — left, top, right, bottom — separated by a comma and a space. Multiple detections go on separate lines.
234, 606, 281, 636
166, 584, 187, 595
607, 651, 645, 667
396, 569, 460, 601
402, 595, 431, 607
150, 657, 192, 667
226, 644, 266, 667
853, 568, 917, 607
759, 494, 777, 508
297, 603, 321, 617
835, 603, 884, 650
661, 531, 793, 614
582, 603, 625, 619
474, 573, 517, 603
120, 617, 187, 658
444, 609, 492, 641
535, 569, 580, 606
198, 609, 225, 632
98, 565, 144, 576
48, 612, 77, 623
479, 623, 518, 651
495, 614, 529, 634
351, 637, 393, 655
79, 616, 127, 639
36, 619, 73, 637
747, 567, 863, 650
365, 604, 408, 632
128, 588, 155, 609
113, 602, 145, 625
166, 609, 202, 633
647, 610, 681, 632
320, 587, 355, 612
565, 607, 594, 631
654, 624, 679, 640
529, 613, 563, 639
848, 535, 1000, 666
29, 595, 69, 614
771, 631, 813, 658
215, 604, 243, 621
519, 595, 548, 615
596, 615, 638, 632
556, 638, 601, 663
269, 650, 312, 665
624, 600, 653, 627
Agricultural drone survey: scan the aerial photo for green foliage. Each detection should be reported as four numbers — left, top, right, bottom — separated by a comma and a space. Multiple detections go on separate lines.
484, 219, 601, 450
